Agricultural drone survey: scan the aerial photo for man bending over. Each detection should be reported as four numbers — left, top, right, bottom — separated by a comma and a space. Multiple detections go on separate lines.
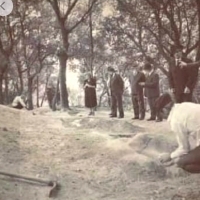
12, 94, 27, 110
159, 102, 200, 173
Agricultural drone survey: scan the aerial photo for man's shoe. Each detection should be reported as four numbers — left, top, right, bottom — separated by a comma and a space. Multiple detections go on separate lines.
139, 117, 145, 120
147, 118, 155, 121
118, 116, 124, 119
132, 117, 139, 120
156, 119, 162, 122
110, 115, 117, 118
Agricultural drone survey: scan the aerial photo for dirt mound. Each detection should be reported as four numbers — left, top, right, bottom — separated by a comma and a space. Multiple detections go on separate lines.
62, 117, 144, 134
128, 133, 177, 156
0, 105, 196, 200
0, 105, 22, 131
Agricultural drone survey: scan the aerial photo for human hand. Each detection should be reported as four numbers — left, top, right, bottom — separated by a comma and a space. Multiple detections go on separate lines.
169, 88, 175, 93
184, 87, 190, 94
179, 61, 187, 68
158, 153, 171, 163
84, 83, 88, 88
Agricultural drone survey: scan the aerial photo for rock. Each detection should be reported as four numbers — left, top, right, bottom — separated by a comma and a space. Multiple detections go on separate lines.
2, 127, 8, 131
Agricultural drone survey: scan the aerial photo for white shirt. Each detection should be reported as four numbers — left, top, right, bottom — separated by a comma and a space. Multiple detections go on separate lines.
12, 96, 26, 107
132, 70, 138, 76
148, 69, 154, 76
168, 102, 200, 134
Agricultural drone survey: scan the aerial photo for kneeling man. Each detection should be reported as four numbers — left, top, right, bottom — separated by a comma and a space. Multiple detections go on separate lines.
160, 102, 200, 173
12, 94, 27, 110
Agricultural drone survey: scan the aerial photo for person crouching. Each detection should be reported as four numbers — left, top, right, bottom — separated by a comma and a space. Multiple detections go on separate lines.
12, 94, 27, 110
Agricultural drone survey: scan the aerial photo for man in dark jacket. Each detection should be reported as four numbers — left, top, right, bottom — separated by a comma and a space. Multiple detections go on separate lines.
129, 65, 146, 120
139, 63, 160, 121
168, 46, 198, 103
108, 67, 124, 118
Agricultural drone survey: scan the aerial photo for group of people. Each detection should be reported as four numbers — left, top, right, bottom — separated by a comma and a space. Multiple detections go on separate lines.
84, 63, 161, 120
84, 45, 198, 123
128, 45, 199, 122
83, 45, 200, 173
10, 50, 200, 173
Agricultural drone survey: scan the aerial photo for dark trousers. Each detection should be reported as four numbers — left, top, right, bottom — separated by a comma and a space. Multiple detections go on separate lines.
111, 92, 124, 117
132, 94, 145, 118
175, 92, 193, 103
13, 103, 23, 109
155, 93, 172, 120
177, 145, 200, 173
148, 97, 159, 119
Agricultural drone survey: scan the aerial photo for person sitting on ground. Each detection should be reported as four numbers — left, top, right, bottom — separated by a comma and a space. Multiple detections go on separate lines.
159, 102, 200, 173
12, 94, 27, 110
154, 90, 175, 121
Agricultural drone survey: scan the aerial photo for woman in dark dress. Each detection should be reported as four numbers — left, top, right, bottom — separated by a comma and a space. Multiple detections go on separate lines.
84, 73, 97, 116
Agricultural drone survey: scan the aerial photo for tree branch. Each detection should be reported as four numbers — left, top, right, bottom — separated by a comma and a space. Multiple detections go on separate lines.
68, 0, 98, 33
63, 0, 79, 21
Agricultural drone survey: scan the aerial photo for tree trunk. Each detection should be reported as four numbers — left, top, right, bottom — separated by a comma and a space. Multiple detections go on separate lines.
98, 91, 106, 107
4, 71, 8, 104
196, 0, 200, 61
27, 77, 34, 110
41, 73, 50, 107
36, 76, 39, 107
89, 11, 94, 75
58, 54, 69, 110
0, 75, 3, 104
52, 78, 59, 111
17, 63, 24, 93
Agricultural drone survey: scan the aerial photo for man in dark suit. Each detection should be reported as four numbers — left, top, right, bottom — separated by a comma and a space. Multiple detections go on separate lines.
168, 46, 198, 103
129, 65, 146, 120
108, 67, 124, 118
139, 63, 160, 121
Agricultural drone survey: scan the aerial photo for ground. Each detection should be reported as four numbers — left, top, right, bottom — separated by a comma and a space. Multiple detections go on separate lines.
0, 105, 200, 200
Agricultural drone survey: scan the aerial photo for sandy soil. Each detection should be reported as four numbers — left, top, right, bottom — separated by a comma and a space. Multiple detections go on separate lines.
0, 105, 200, 200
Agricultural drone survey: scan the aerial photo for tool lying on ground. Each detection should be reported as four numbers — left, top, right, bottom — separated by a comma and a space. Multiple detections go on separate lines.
0, 171, 60, 198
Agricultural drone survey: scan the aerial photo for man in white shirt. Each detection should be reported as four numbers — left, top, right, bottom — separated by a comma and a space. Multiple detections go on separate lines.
160, 102, 200, 173
167, 102, 200, 159
12, 94, 27, 109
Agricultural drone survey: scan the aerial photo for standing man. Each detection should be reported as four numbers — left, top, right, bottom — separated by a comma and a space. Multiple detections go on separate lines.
168, 45, 198, 103
129, 65, 146, 120
107, 67, 124, 118
139, 63, 160, 121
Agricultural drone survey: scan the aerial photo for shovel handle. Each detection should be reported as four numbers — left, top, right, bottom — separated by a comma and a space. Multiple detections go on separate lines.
0, 171, 52, 185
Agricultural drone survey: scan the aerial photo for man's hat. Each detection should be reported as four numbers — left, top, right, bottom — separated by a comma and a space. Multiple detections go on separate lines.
107, 66, 116, 72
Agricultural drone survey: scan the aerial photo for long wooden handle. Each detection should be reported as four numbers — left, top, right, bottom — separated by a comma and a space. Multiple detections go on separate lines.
0, 171, 53, 186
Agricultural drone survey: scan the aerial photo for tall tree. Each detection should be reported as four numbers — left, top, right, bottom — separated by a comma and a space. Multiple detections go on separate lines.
47, 0, 98, 110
